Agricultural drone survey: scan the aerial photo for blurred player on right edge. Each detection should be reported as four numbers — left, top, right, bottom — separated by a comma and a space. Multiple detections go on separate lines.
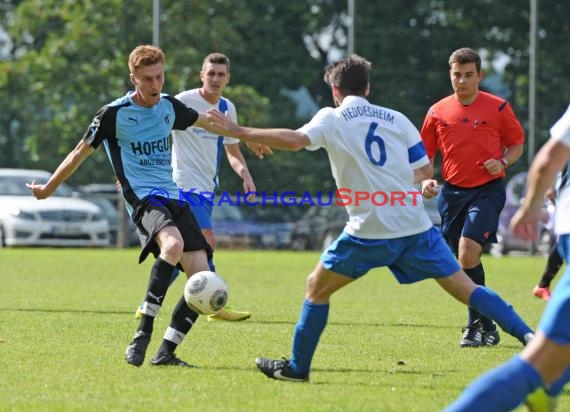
446, 103, 570, 412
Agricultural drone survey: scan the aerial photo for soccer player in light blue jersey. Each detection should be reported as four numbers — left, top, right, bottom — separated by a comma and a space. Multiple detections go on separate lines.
207, 54, 534, 382
27, 45, 232, 368
134, 53, 263, 322
446, 104, 570, 411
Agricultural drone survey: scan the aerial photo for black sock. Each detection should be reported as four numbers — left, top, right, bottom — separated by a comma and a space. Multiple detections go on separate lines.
539, 246, 563, 288
139, 315, 154, 336
464, 263, 495, 331
464, 263, 485, 285
158, 339, 177, 354
138, 257, 176, 334
157, 296, 200, 354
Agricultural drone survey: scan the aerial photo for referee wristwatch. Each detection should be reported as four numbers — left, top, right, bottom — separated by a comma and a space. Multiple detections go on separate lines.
500, 157, 509, 168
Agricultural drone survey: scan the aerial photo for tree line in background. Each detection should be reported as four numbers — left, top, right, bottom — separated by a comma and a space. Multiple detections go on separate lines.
0, 0, 568, 196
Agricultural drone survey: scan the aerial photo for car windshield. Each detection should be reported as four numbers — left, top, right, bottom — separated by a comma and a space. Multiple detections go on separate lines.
0, 175, 73, 197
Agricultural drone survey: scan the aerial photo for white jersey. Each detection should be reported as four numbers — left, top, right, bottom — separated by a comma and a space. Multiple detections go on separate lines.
551, 104, 570, 234
172, 89, 239, 193
299, 95, 433, 239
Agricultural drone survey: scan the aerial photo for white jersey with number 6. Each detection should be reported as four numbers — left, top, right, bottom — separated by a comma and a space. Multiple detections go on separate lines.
298, 95, 433, 239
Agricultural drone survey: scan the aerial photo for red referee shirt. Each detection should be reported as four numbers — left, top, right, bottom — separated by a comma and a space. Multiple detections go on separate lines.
421, 91, 524, 188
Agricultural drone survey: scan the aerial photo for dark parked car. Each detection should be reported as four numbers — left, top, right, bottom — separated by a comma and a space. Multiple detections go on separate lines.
75, 184, 140, 247
211, 203, 275, 249
290, 203, 348, 251
290, 195, 441, 251
490, 201, 555, 256
487, 171, 557, 256
241, 204, 302, 249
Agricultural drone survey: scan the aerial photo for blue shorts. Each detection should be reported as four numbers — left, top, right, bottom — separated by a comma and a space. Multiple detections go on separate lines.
438, 178, 506, 254
320, 226, 460, 284
185, 193, 213, 230
538, 234, 570, 344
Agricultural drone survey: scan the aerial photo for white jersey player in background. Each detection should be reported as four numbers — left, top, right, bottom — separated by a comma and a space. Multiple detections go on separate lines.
207, 54, 534, 382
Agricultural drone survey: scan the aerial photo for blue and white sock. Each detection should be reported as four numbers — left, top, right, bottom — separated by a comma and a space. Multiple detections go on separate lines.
289, 299, 329, 376
469, 286, 533, 343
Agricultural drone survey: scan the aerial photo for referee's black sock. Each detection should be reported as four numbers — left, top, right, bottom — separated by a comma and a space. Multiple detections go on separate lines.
464, 263, 495, 331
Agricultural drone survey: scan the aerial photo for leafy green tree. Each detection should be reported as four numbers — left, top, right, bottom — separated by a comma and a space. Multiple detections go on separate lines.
1, 0, 569, 194
0, 0, 28, 167
352, 0, 569, 170
0, 0, 341, 193
154, 0, 343, 194
1, 0, 146, 181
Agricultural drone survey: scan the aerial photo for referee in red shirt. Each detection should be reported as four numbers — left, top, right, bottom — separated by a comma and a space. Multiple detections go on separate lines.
421, 47, 524, 348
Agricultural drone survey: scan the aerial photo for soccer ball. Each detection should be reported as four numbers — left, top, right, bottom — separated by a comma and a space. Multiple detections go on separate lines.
184, 271, 229, 315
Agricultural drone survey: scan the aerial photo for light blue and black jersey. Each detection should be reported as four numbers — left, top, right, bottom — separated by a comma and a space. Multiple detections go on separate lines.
82, 92, 199, 213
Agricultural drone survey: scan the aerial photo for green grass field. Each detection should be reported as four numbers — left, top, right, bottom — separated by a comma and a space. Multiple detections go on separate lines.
0, 248, 566, 411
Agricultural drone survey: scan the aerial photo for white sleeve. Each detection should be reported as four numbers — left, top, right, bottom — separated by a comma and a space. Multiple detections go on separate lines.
551, 104, 570, 148
297, 108, 333, 151
399, 113, 429, 169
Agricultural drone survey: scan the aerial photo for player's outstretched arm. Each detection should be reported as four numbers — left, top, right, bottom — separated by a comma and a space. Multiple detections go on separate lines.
27, 140, 94, 199
245, 141, 273, 159
206, 109, 310, 151
510, 139, 570, 239
196, 112, 272, 158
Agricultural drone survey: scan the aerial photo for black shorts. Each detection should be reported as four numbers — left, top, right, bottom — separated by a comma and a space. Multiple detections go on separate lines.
438, 178, 506, 255
132, 197, 213, 266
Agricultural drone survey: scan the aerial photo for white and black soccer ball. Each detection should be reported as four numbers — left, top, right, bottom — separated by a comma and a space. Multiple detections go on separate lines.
184, 271, 229, 315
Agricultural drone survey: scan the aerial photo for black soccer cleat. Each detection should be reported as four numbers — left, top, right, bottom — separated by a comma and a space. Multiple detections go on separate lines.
482, 329, 501, 346
150, 351, 194, 367
255, 357, 309, 382
125, 331, 151, 367
460, 320, 483, 347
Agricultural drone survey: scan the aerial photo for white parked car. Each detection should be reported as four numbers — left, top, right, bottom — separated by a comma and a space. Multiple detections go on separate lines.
0, 169, 110, 248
